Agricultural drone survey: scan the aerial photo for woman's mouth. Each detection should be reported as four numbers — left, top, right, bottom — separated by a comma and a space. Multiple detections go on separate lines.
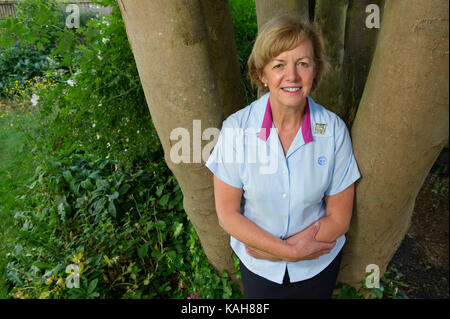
281, 87, 302, 94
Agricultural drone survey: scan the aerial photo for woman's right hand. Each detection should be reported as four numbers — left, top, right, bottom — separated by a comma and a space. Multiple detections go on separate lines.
284, 221, 336, 262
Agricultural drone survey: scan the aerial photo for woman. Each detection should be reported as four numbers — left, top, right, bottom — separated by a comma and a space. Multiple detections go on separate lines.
205, 16, 360, 299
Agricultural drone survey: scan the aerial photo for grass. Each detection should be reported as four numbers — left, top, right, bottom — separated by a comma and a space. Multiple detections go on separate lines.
0, 101, 38, 298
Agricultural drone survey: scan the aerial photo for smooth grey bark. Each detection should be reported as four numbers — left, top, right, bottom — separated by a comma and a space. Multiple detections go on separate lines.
201, 0, 245, 118
255, 0, 310, 28
342, 0, 384, 127
311, 0, 349, 118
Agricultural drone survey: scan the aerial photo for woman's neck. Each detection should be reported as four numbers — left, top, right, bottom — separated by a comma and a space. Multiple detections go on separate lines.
270, 96, 306, 133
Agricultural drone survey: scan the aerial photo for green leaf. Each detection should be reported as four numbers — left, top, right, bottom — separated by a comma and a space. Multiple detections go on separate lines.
370, 288, 383, 299
69, 179, 81, 196
107, 191, 119, 200
92, 197, 107, 215
119, 183, 131, 195
108, 201, 116, 218
88, 170, 101, 180
156, 220, 166, 230
96, 179, 110, 188
151, 250, 160, 259
81, 178, 94, 190
168, 198, 178, 209
156, 185, 164, 197
58, 201, 72, 217
173, 223, 183, 238
89, 292, 100, 298
166, 250, 177, 261
158, 194, 169, 207
33, 262, 53, 270
138, 241, 151, 258
87, 278, 98, 295
337, 285, 363, 299
62, 170, 74, 182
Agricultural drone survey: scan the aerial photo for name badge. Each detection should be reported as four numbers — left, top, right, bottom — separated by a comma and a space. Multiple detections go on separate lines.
314, 123, 327, 135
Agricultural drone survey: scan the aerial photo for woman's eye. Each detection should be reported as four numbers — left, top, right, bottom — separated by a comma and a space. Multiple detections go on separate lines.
273, 64, 283, 69
298, 61, 309, 68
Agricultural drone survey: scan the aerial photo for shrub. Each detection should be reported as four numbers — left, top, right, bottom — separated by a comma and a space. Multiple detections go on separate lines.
0, 42, 56, 100
7, 154, 241, 299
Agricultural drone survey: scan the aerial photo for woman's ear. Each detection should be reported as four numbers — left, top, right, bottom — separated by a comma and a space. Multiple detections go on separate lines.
257, 69, 266, 87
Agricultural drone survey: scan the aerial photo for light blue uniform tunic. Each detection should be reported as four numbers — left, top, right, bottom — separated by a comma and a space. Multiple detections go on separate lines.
205, 93, 360, 284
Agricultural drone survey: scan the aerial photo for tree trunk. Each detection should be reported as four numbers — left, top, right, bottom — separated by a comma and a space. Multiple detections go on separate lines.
342, 0, 384, 127
311, 0, 349, 118
117, 0, 244, 287
255, 0, 310, 29
339, 0, 449, 287
201, 0, 245, 118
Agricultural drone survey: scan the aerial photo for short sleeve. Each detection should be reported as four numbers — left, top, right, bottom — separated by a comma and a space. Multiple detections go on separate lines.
205, 116, 243, 189
325, 118, 361, 196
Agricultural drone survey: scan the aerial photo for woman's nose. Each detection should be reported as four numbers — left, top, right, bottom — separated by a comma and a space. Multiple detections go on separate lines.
285, 63, 300, 81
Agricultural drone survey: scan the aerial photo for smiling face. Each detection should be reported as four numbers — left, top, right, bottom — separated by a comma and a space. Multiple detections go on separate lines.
259, 39, 316, 110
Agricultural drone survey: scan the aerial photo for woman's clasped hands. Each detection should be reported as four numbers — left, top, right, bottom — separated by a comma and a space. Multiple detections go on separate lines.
245, 221, 336, 262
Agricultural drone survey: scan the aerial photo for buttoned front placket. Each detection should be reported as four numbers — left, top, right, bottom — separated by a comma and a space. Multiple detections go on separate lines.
258, 97, 315, 241
278, 139, 291, 240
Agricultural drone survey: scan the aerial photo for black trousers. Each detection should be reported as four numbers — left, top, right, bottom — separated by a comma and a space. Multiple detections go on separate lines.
239, 250, 342, 299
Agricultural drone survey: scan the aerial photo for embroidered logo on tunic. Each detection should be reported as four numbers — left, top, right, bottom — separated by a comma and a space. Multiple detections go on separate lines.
318, 156, 328, 166
314, 123, 327, 135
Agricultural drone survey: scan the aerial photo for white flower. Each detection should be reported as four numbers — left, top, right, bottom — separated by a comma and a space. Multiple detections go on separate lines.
30, 94, 39, 106
92, 123, 96, 127
98, 55, 103, 61
66, 79, 75, 87
102, 38, 109, 44
136, 130, 140, 134
96, 134, 100, 139
98, 103, 102, 107
107, 142, 111, 148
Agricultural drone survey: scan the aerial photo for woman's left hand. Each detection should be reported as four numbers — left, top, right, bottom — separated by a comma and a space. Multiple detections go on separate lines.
245, 245, 282, 261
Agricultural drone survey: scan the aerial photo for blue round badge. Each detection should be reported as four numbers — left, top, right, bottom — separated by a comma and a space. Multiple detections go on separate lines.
318, 156, 327, 166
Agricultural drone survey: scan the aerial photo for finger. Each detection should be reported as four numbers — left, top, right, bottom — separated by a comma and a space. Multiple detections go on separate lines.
327, 241, 337, 248
246, 245, 256, 251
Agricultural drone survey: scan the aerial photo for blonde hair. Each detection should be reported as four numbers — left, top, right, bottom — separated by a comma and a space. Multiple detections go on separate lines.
248, 15, 329, 93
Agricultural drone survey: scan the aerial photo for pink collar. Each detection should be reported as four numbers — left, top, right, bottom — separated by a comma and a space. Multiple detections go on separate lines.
257, 96, 314, 144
